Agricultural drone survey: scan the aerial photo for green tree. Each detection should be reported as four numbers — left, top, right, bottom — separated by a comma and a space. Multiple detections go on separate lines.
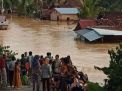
0, 45, 17, 59
99, 0, 122, 12
79, 0, 102, 19
95, 43, 122, 91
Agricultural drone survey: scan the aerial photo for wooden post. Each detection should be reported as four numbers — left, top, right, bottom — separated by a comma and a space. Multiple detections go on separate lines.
101, 37, 104, 43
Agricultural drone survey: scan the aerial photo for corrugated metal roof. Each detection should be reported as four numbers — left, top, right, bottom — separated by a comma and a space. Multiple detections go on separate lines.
75, 28, 103, 41
92, 28, 122, 35
75, 28, 122, 42
55, 8, 79, 14
75, 28, 91, 35
83, 30, 102, 41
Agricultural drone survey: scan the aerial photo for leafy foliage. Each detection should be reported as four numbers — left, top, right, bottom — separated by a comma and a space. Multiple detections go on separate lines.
79, 0, 102, 19
79, 0, 122, 19
0, 45, 17, 60
1, 0, 122, 19
95, 43, 122, 91
88, 82, 106, 91
99, 0, 122, 12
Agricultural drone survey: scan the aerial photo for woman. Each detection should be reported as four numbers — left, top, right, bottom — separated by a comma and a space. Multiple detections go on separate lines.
13, 62, 22, 88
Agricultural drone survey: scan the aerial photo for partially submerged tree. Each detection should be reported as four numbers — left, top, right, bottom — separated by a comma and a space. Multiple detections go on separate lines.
95, 43, 122, 91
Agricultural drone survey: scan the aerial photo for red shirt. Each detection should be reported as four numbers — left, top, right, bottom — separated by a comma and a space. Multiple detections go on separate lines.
0, 58, 6, 69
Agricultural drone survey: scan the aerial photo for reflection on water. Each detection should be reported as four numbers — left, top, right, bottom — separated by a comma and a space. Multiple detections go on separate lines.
0, 16, 118, 84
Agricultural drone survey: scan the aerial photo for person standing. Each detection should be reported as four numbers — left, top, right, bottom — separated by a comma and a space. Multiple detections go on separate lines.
52, 55, 61, 91
20, 54, 27, 85
41, 58, 52, 91
46, 52, 53, 64
28, 51, 33, 69
8, 56, 16, 87
32, 55, 41, 91
52, 55, 60, 74
27, 51, 33, 78
0, 54, 7, 87
13, 61, 22, 88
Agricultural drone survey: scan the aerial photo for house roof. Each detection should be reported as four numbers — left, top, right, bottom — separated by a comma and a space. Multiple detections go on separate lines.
55, 8, 79, 14
75, 28, 103, 41
75, 28, 122, 42
92, 28, 122, 35
74, 20, 97, 31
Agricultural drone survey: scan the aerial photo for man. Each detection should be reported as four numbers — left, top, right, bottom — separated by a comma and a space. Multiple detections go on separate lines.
28, 51, 33, 68
52, 55, 60, 74
32, 55, 41, 91
8, 56, 16, 87
46, 52, 53, 64
41, 58, 52, 91
52, 55, 61, 91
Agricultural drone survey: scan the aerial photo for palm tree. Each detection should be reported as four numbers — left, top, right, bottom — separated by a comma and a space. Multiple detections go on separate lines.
79, 0, 101, 19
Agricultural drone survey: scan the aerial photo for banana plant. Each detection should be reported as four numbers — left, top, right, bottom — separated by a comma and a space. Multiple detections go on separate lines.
79, 0, 102, 19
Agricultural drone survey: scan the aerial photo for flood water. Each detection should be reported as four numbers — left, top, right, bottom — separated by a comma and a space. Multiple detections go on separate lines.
0, 16, 118, 84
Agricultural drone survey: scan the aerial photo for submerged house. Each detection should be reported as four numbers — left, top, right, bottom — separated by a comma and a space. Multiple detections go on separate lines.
74, 28, 122, 43
0, 16, 8, 30
74, 20, 97, 31
50, 8, 79, 21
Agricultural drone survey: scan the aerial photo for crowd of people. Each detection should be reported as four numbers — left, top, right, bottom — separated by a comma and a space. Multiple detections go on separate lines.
0, 51, 88, 91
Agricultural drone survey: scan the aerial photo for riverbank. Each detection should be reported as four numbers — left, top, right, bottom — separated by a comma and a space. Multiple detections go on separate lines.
88, 82, 106, 91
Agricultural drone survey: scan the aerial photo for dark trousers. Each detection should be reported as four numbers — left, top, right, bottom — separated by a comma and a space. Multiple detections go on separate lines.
9, 70, 14, 87
32, 74, 40, 91
60, 77, 67, 91
42, 78, 50, 91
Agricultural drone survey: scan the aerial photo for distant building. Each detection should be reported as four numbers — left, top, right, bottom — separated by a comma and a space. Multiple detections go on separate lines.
50, 8, 79, 21
42, 9, 52, 20
0, 16, 8, 30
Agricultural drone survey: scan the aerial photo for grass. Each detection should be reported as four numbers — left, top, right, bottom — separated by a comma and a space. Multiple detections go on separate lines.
88, 82, 107, 91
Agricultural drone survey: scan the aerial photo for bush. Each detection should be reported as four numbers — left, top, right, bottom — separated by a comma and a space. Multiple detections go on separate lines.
95, 43, 122, 91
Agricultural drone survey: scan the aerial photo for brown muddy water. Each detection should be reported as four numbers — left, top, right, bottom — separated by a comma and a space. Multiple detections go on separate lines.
0, 16, 118, 85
